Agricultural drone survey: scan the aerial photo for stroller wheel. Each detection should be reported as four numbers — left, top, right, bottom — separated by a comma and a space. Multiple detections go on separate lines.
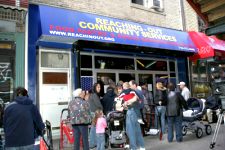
182, 125, 187, 136
196, 127, 203, 138
205, 125, 212, 135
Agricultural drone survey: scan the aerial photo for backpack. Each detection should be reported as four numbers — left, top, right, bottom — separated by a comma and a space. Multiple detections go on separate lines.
68, 97, 92, 125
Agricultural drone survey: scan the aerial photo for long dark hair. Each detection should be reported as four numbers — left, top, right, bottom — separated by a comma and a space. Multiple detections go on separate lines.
92, 83, 100, 94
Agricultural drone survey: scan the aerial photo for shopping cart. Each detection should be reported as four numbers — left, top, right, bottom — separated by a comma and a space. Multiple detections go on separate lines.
59, 108, 74, 150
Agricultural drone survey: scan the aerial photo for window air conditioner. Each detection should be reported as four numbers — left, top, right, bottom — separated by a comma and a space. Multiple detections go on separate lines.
151, 0, 160, 9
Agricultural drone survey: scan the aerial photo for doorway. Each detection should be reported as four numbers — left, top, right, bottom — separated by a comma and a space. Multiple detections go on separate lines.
39, 49, 71, 128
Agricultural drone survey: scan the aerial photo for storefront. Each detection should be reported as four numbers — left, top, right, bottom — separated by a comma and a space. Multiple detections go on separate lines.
28, 4, 197, 128
189, 31, 225, 99
0, 6, 27, 104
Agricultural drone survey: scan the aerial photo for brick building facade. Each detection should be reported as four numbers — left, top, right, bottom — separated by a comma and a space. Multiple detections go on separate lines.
30, 0, 198, 31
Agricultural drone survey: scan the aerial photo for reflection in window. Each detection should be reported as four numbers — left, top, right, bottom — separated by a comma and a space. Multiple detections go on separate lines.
132, 0, 143, 5
81, 70, 92, 76
137, 59, 167, 71
170, 73, 176, 85
169, 61, 175, 71
41, 52, 69, 68
81, 55, 92, 68
119, 73, 135, 82
139, 74, 153, 85
97, 73, 116, 85
95, 56, 134, 70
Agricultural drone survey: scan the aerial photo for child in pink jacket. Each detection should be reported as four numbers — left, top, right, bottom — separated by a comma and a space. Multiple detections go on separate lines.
92, 109, 107, 150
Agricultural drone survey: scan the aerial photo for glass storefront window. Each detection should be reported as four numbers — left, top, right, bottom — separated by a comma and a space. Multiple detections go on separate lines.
169, 61, 175, 71
81, 70, 92, 76
97, 73, 116, 85
119, 73, 135, 82
81, 55, 92, 68
95, 56, 134, 70
136, 59, 167, 71
41, 52, 69, 68
0, 42, 15, 103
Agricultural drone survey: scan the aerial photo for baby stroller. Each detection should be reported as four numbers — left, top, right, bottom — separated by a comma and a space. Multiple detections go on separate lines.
182, 98, 212, 138
106, 111, 127, 149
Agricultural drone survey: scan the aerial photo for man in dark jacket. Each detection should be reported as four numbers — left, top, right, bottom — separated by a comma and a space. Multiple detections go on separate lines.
3, 87, 45, 150
102, 86, 116, 115
166, 83, 188, 143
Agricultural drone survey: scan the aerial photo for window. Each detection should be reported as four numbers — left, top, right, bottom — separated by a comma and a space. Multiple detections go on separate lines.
43, 72, 67, 84
95, 56, 134, 70
169, 61, 175, 71
136, 59, 167, 71
132, 0, 144, 5
81, 55, 92, 68
0, 42, 15, 103
41, 52, 69, 68
131, 0, 163, 10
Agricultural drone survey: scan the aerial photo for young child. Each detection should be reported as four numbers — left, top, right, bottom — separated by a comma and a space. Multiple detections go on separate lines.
92, 109, 107, 150
119, 82, 145, 124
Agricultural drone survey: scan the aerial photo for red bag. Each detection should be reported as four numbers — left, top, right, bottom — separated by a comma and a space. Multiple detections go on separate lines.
40, 138, 48, 150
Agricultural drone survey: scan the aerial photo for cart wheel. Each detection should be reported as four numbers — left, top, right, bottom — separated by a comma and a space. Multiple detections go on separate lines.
210, 143, 215, 149
196, 127, 203, 138
205, 125, 212, 135
182, 125, 187, 136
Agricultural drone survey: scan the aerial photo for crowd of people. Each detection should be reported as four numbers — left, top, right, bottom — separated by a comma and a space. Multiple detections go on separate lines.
68, 79, 190, 150
2, 79, 190, 150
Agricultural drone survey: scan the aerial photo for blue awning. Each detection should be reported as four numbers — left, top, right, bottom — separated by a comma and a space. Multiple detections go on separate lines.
35, 4, 197, 53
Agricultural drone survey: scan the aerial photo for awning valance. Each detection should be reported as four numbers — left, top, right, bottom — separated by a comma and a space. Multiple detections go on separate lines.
32, 4, 197, 53
189, 31, 225, 61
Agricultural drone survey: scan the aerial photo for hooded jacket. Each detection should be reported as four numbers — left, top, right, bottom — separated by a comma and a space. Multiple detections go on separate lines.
102, 88, 116, 114
3, 96, 45, 147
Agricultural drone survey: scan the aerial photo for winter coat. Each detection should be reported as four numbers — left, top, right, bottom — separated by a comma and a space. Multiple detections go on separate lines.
3, 96, 45, 147
102, 88, 116, 114
154, 89, 167, 106
88, 93, 103, 113
166, 91, 188, 117
68, 97, 92, 125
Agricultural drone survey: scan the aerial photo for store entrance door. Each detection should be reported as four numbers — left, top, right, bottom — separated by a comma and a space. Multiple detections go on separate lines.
39, 50, 71, 128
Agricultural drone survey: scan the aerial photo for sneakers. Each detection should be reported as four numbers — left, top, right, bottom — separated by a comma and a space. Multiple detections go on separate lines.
124, 144, 130, 149
138, 119, 145, 124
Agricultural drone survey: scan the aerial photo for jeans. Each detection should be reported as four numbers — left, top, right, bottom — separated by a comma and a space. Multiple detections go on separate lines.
5, 145, 34, 150
167, 115, 183, 142
89, 125, 97, 148
155, 106, 166, 133
96, 133, 105, 150
126, 108, 145, 150
72, 125, 89, 150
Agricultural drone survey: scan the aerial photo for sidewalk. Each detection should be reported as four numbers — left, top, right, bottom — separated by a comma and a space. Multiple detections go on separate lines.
54, 123, 225, 150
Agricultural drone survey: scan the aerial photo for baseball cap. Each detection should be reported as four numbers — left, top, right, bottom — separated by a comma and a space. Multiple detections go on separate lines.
177, 81, 186, 86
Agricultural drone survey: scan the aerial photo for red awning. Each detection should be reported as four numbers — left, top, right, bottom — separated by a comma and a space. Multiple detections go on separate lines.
189, 31, 225, 61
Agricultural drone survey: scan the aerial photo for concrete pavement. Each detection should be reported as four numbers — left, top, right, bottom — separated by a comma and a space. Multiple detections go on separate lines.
54, 123, 225, 150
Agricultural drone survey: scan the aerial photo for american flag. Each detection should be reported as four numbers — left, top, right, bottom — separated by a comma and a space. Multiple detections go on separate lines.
81, 76, 93, 91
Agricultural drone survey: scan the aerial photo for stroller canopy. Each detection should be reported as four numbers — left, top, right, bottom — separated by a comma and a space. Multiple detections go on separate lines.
186, 98, 206, 115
